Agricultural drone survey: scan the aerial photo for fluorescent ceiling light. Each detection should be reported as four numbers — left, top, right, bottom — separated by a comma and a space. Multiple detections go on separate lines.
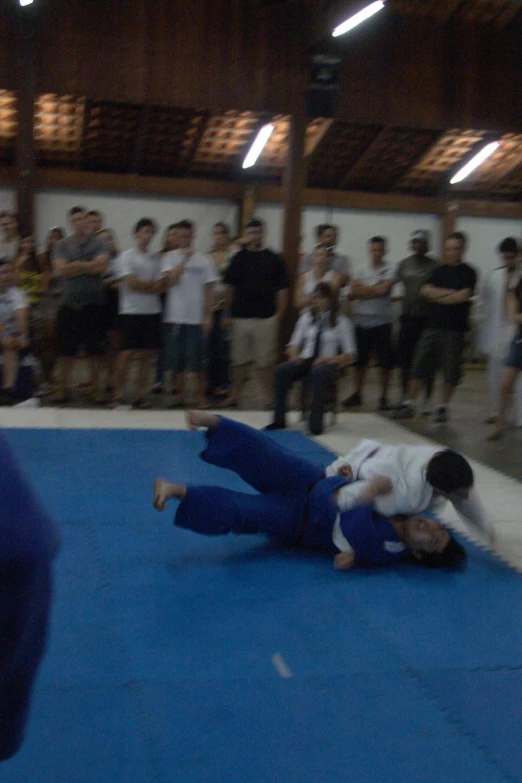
19, 0, 34, 5
450, 141, 500, 185
332, 1, 385, 37
242, 124, 274, 169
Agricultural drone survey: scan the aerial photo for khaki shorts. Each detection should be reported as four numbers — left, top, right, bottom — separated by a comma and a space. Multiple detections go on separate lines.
231, 316, 278, 368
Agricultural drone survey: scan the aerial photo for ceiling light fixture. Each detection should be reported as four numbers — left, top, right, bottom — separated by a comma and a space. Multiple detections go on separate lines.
332, 1, 385, 37
242, 124, 274, 169
450, 141, 500, 185
19, 0, 34, 6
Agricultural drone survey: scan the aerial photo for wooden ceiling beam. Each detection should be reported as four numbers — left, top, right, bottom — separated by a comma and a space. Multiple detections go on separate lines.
2, 165, 522, 219
304, 118, 335, 160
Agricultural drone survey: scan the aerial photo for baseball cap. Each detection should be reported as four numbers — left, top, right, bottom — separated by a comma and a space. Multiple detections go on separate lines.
411, 230, 430, 243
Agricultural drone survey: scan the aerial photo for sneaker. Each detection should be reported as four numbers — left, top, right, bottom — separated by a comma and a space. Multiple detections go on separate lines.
391, 402, 415, 419
433, 405, 449, 423
342, 392, 362, 408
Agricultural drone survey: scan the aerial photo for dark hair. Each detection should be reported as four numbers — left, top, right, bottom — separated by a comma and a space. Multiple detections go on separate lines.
214, 221, 230, 235
167, 222, 180, 231
134, 218, 156, 234
87, 209, 101, 218
312, 281, 339, 328
426, 449, 474, 494
499, 237, 519, 255
177, 219, 194, 231
448, 231, 467, 247
68, 206, 86, 217
417, 534, 467, 571
245, 218, 263, 229
316, 223, 335, 239
369, 236, 386, 245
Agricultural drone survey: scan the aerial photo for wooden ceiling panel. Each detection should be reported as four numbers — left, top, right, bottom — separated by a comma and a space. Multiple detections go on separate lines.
0, 89, 17, 165
190, 111, 263, 176
34, 94, 86, 167
388, 0, 522, 24
307, 122, 383, 189
139, 106, 207, 177
398, 129, 486, 192
339, 127, 440, 192
82, 101, 143, 173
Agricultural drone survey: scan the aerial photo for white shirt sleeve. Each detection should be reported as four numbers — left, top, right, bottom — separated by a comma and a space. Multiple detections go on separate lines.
337, 315, 356, 356
114, 250, 130, 281
160, 251, 176, 276
451, 489, 492, 537
325, 453, 351, 477
13, 287, 28, 310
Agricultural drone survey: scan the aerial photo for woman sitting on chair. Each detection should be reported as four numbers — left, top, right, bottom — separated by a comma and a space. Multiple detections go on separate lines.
265, 282, 355, 435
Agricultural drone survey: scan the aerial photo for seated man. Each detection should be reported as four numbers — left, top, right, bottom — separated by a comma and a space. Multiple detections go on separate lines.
325, 438, 493, 546
0, 434, 60, 761
265, 282, 355, 435
153, 412, 466, 571
0, 260, 30, 406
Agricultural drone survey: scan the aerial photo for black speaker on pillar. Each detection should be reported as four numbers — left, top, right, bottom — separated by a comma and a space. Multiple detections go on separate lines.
306, 41, 342, 118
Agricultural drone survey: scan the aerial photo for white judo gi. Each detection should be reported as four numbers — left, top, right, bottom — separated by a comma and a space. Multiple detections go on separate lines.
326, 439, 492, 539
476, 266, 522, 424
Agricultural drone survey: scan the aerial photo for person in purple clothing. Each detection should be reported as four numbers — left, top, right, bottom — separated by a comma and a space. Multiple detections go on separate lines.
0, 433, 60, 761
153, 412, 466, 571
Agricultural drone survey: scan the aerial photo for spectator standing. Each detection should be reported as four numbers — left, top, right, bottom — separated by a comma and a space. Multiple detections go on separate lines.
152, 223, 181, 395
299, 224, 351, 285
395, 230, 438, 404
221, 217, 289, 409
477, 237, 522, 427
160, 219, 217, 409
112, 218, 162, 409
51, 206, 109, 404
294, 243, 341, 312
96, 227, 121, 394
0, 211, 21, 262
207, 221, 233, 399
394, 232, 477, 423
37, 227, 65, 390
266, 282, 355, 435
0, 260, 29, 404
343, 236, 394, 411
86, 210, 104, 234
487, 275, 522, 440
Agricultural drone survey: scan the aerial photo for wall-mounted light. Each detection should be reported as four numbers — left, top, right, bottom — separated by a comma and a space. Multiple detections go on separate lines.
242, 124, 274, 169
332, 1, 385, 37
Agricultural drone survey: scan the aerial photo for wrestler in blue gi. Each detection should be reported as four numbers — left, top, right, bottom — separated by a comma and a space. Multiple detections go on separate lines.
153, 413, 465, 570
0, 434, 60, 761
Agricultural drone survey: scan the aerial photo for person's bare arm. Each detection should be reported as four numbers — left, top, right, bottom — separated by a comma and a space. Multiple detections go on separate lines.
334, 551, 355, 570
350, 279, 378, 300
124, 274, 158, 293
507, 291, 522, 323
293, 275, 311, 310
53, 252, 108, 278
421, 284, 458, 301
276, 288, 288, 317
163, 262, 186, 287
14, 307, 29, 348
432, 288, 473, 305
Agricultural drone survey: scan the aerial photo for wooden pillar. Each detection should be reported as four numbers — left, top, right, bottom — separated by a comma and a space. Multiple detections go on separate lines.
441, 201, 459, 253
279, 38, 308, 356
15, 7, 38, 235
238, 186, 256, 237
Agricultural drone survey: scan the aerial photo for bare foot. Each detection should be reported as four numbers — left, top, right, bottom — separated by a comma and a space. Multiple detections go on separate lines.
486, 428, 503, 441
186, 410, 219, 431
153, 478, 186, 510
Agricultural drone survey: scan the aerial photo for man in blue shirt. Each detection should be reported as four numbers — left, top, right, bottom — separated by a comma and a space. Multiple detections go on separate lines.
153, 413, 465, 571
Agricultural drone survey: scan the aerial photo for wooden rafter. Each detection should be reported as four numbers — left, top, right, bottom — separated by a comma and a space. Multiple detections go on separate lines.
304, 118, 334, 159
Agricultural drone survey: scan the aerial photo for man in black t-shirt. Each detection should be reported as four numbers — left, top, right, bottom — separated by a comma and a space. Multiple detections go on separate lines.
221, 218, 288, 408
394, 232, 477, 423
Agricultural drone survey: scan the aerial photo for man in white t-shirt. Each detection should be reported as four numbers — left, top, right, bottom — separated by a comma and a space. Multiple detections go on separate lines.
343, 236, 394, 411
160, 219, 218, 408
112, 218, 163, 409
0, 260, 29, 405
0, 211, 21, 263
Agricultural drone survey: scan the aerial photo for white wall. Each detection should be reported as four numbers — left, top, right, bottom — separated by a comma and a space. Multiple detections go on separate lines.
34, 189, 239, 253
456, 216, 522, 280
0, 186, 16, 213
256, 201, 440, 265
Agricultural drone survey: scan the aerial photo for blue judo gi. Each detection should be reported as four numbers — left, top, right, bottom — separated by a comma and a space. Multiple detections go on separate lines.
0, 434, 60, 761
175, 418, 408, 567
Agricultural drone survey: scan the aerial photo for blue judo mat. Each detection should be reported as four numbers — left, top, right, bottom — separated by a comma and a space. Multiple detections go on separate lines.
2, 427, 522, 783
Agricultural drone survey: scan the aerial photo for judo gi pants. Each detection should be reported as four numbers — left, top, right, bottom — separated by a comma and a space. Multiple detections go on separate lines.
174, 417, 333, 544
0, 435, 58, 761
